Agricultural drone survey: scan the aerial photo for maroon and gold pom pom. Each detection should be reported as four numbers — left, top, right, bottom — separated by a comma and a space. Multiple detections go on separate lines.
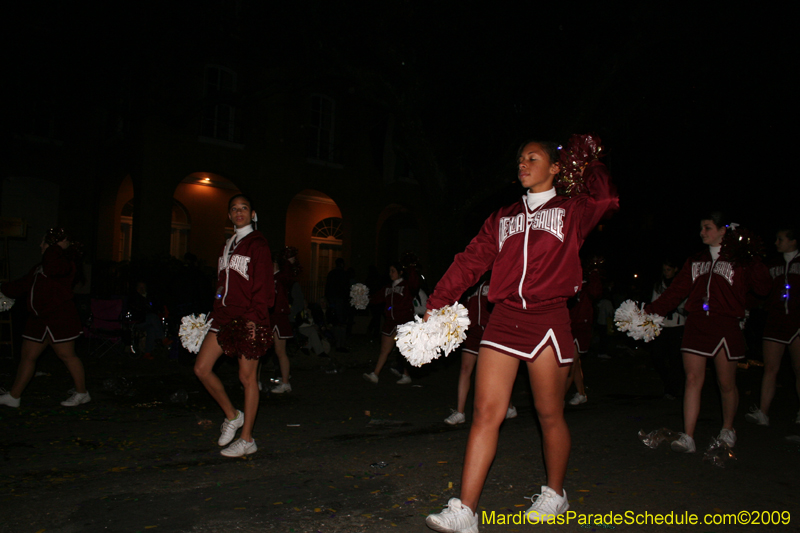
217, 318, 274, 360
556, 133, 605, 198
720, 226, 765, 266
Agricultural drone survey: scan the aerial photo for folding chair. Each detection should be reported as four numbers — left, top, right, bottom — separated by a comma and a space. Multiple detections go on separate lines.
84, 298, 126, 357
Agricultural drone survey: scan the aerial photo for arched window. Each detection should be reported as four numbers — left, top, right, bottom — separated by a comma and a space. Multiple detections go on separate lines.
312, 217, 343, 240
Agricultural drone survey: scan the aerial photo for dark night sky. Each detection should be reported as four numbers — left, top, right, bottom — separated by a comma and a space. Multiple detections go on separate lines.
7, 2, 795, 284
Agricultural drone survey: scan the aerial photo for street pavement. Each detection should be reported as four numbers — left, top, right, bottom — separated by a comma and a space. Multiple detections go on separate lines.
1, 336, 799, 532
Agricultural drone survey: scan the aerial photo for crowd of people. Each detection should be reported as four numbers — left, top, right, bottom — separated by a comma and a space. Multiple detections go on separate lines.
1, 138, 798, 533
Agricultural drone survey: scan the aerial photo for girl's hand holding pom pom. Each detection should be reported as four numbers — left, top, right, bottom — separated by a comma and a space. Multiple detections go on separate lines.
614, 299, 663, 342
396, 303, 470, 367
179, 314, 212, 353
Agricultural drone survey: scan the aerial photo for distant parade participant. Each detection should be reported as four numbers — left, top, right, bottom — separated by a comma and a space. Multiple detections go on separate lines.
425, 137, 618, 532
363, 262, 417, 385
193, 194, 274, 457
565, 261, 602, 405
268, 247, 300, 394
0, 228, 88, 408
746, 225, 800, 426
649, 258, 687, 400
444, 273, 518, 425
646, 212, 770, 453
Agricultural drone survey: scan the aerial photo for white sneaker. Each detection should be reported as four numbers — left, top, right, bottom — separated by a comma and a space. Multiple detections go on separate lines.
363, 372, 378, 384
745, 406, 768, 426
505, 406, 518, 419
568, 393, 587, 405
670, 432, 696, 453
220, 438, 257, 457
425, 497, 479, 533
61, 391, 91, 407
270, 382, 292, 394
0, 390, 20, 408
717, 428, 736, 448
396, 375, 412, 385
444, 410, 466, 425
218, 410, 244, 446
526, 485, 569, 523
389, 367, 403, 378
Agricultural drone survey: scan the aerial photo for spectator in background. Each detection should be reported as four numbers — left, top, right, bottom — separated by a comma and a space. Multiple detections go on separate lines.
129, 280, 167, 360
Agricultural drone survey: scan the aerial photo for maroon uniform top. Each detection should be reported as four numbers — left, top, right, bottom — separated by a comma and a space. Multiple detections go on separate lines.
372, 271, 419, 326
270, 262, 296, 318
2, 245, 77, 318
569, 269, 602, 327
646, 250, 771, 320
763, 252, 800, 319
211, 230, 274, 327
427, 161, 618, 312
466, 281, 491, 332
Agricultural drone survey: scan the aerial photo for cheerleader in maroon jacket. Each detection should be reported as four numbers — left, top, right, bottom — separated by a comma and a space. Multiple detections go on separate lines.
363, 262, 417, 384
268, 247, 300, 394
443, 273, 518, 425
746, 225, 800, 426
565, 261, 603, 406
0, 228, 89, 408
646, 212, 771, 454
425, 139, 618, 532
193, 194, 274, 457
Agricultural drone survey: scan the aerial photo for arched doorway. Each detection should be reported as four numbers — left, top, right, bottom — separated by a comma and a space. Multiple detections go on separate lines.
285, 190, 343, 303
172, 172, 240, 268
111, 172, 240, 267
310, 216, 343, 303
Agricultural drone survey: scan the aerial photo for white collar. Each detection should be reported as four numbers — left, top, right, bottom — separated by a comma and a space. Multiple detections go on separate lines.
221, 225, 254, 268
233, 225, 254, 242
525, 188, 556, 211
784, 250, 799, 263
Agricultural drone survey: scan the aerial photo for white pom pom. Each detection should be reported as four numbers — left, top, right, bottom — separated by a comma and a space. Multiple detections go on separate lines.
179, 313, 212, 354
614, 299, 640, 332
0, 291, 15, 313
614, 300, 662, 343
349, 283, 370, 310
396, 303, 470, 367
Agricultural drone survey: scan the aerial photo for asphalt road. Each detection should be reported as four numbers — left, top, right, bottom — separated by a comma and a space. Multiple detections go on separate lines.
2, 336, 799, 533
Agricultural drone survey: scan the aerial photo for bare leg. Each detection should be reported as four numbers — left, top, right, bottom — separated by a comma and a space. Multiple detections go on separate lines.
790, 339, 800, 407
273, 337, 290, 384
682, 351, 707, 437
713, 349, 738, 430
527, 347, 571, 495
9, 339, 49, 398
51, 341, 86, 393
457, 352, 478, 414
759, 340, 784, 416
373, 333, 395, 376
194, 332, 237, 420
238, 357, 260, 441
566, 347, 585, 396
459, 348, 519, 511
